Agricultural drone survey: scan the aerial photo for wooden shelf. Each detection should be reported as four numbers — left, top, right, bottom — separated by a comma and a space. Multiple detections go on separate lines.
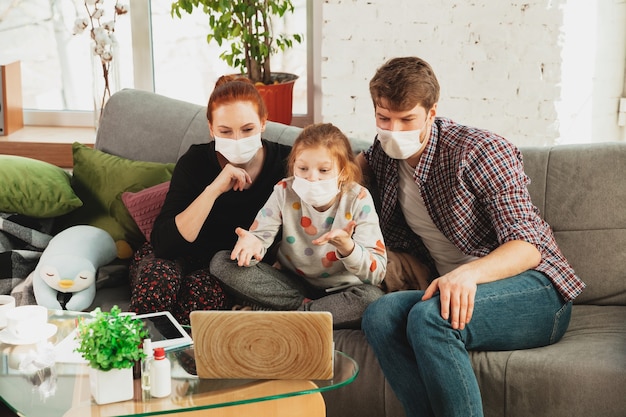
0, 126, 95, 168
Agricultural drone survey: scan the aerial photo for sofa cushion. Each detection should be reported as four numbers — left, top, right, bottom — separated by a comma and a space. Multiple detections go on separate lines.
121, 181, 170, 242
96, 89, 209, 164
502, 305, 626, 417
0, 155, 82, 218
324, 330, 406, 417
541, 143, 626, 305
55, 143, 175, 247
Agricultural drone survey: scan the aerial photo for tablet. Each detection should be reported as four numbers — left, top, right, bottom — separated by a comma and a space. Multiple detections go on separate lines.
135, 311, 193, 350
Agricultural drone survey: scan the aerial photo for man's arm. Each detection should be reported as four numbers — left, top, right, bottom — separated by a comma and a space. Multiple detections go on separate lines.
422, 240, 541, 330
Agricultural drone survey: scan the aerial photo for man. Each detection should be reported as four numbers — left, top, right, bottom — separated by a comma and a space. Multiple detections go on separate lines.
358, 56, 585, 417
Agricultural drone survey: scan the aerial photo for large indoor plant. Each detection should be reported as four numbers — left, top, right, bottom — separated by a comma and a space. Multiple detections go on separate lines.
75, 306, 149, 404
170, 0, 303, 123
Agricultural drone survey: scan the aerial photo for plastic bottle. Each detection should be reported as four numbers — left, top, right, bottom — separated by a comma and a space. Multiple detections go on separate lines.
141, 339, 152, 399
149, 347, 171, 398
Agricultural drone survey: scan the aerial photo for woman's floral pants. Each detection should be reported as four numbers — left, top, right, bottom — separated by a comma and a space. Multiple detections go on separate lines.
128, 242, 231, 325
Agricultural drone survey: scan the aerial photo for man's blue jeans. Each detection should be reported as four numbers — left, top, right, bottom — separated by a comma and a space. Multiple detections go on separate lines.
362, 270, 572, 417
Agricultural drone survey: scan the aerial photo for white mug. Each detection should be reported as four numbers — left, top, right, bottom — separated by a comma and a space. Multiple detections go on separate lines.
0, 295, 16, 328
5, 305, 48, 340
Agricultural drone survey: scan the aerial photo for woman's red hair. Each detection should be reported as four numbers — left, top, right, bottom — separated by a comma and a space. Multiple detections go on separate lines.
206, 75, 268, 123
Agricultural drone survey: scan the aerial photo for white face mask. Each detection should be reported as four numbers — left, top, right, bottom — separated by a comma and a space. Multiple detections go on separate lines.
292, 175, 340, 208
376, 127, 428, 160
214, 133, 262, 164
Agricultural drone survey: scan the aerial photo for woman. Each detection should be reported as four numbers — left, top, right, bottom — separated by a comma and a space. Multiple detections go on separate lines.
128, 75, 292, 324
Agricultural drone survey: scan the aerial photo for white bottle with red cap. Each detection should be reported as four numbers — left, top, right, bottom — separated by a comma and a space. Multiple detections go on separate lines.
149, 347, 171, 398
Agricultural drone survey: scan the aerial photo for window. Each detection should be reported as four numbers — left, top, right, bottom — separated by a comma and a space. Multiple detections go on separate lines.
0, 0, 312, 127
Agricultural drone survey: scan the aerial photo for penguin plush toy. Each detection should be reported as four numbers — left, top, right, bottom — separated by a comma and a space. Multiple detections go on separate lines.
33, 225, 117, 311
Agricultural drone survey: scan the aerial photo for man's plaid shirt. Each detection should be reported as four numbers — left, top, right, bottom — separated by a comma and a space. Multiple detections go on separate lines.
363, 117, 585, 302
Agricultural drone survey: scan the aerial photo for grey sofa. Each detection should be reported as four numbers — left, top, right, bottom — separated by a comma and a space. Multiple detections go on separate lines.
92, 89, 626, 417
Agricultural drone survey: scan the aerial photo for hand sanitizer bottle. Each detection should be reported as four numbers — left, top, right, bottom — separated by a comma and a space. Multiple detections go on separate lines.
150, 347, 171, 398
141, 339, 152, 399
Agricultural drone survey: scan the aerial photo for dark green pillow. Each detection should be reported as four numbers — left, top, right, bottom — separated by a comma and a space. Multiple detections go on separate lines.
58, 142, 175, 247
0, 155, 83, 218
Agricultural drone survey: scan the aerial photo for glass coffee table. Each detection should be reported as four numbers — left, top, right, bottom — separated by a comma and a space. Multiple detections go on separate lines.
0, 310, 358, 417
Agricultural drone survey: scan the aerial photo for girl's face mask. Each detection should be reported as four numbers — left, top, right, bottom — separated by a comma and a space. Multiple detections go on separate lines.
214, 133, 262, 164
292, 175, 341, 208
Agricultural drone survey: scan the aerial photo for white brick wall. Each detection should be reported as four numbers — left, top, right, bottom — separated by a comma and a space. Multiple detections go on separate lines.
318, 0, 626, 146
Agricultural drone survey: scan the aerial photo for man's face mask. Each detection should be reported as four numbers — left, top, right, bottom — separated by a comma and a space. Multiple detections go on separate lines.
376, 127, 428, 160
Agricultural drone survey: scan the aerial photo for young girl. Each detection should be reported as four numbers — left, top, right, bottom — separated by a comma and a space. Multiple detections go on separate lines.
210, 123, 387, 329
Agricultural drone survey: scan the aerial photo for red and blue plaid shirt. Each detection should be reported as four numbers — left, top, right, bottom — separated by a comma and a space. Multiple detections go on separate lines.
364, 117, 585, 302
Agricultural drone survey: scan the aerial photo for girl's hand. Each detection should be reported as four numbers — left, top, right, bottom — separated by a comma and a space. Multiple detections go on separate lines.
422, 267, 478, 330
230, 227, 264, 266
211, 164, 252, 194
312, 220, 356, 257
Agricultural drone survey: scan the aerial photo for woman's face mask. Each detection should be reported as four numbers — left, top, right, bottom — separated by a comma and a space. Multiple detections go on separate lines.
214, 133, 262, 164
292, 175, 340, 208
376, 127, 428, 160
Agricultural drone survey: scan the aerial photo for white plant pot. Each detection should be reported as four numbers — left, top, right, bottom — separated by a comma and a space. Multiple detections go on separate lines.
89, 366, 134, 404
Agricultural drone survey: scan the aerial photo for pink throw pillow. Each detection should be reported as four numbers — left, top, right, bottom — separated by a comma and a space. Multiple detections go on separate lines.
121, 181, 170, 242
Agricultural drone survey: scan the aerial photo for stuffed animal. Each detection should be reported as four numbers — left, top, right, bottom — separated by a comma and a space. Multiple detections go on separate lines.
33, 225, 117, 311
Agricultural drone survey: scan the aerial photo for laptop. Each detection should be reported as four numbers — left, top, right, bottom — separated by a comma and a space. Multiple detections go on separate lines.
189, 310, 334, 380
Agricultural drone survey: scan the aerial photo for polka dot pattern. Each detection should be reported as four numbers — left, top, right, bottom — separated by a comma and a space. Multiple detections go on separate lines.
321, 251, 339, 268
247, 178, 386, 287
300, 216, 318, 235
359, 205, 372, 220
374, 240, 386, 255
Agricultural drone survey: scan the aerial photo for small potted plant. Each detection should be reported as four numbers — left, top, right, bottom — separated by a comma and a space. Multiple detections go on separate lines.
75, 305, 149, 404
170, 0, 303, 124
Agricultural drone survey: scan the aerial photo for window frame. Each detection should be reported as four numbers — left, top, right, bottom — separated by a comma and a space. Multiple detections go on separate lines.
23, 0, 317, 128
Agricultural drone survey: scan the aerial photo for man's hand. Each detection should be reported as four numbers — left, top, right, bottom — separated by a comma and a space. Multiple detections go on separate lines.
422, 267, 478, 330
421, 240, 542, 330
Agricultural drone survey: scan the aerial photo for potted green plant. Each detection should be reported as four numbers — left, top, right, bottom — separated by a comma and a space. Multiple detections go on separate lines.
75, 305, 149, 404
170, 0, 303, 124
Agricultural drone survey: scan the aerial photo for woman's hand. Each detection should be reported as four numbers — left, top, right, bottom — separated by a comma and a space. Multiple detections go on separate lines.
211, 164, 252, 194
312, 220, 356, 257
421, 266, 478, 331
230, 227, 264, 266
175, 164, 251, 242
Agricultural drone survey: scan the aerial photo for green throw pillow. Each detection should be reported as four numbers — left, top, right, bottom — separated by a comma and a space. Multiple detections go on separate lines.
0, 155, 83, 218
57, 142, 175, 247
